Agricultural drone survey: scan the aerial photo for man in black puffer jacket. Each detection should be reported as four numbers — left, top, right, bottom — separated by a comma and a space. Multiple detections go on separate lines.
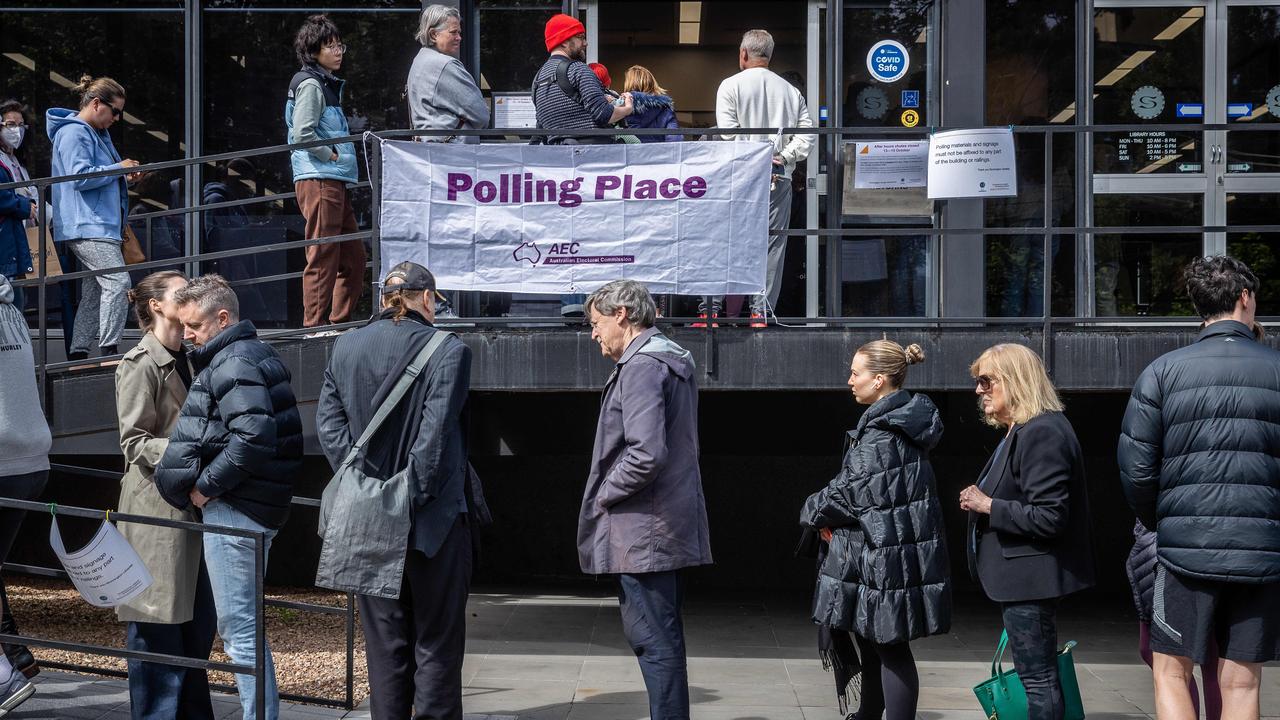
155, 274, 301, 720
1118, 255, 1280, 719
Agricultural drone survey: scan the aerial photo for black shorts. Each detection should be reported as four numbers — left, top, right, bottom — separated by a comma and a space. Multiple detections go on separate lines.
1149, 563, 1280, 664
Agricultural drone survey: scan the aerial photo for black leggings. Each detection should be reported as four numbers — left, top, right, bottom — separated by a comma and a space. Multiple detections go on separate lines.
854, 635, 919, 720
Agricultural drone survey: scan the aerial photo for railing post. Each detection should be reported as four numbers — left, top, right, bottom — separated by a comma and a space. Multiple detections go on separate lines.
369, 137, 382, 290
1042, 129, 1055, 374
254, 531, 266, 718
35, 182, 49, 409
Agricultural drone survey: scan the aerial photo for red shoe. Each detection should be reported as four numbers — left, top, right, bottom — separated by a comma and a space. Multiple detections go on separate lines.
750, 311, 767, 328
691, 312, 719, 328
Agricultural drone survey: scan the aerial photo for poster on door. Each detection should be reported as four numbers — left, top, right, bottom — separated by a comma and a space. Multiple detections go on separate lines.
926, 128, 1017, 199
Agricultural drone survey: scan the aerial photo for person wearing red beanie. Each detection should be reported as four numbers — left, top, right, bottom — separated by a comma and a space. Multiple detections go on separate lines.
544, 13, 586, 53
588, 62, 611, 90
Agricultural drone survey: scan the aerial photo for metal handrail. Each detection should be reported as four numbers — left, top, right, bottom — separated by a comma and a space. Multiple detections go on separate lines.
0, 463, 359, 711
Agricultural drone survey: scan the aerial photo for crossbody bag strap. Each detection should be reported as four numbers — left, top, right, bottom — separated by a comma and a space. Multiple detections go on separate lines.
340, 330, 454, 468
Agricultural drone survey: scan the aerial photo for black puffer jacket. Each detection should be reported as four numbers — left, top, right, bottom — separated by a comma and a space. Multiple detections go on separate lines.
156, 321, 303, 529
1118, 320, 1280, 584
801, 390, 952, 644
1125, 520, 1157, 623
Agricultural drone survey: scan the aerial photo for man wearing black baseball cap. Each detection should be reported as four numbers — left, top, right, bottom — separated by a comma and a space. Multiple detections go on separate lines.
316, 261, 474, 719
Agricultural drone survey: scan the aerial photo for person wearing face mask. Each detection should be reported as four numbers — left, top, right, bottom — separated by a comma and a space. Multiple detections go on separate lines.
0, 101, 38, 312
961, 344, 1095, 720
46, 76, 143, 361
800, 340, 950, 720
406, 4, 489, 143
0, 101, 35, 208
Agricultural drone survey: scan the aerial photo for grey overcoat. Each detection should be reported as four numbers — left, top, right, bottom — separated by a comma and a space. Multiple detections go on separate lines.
578, 328, 713, 575
114, 331, 203, 624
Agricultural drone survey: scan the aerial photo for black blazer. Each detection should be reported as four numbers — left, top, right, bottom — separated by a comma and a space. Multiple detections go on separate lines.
967, 411, 1096, 602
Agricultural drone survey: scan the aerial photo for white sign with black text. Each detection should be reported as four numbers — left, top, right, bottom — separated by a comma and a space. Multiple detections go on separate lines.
926, 128, 1017, 199
852, 141, 928, 189
51, 517, 153, 608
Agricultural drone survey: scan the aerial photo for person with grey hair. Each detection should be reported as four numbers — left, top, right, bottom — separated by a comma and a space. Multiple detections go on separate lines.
155, 274, 302, 720
579, 279, 712, 720
711, 28, 813, 328
406, 4, 489, 142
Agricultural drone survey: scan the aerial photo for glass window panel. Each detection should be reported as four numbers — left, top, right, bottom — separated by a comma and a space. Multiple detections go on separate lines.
1094, 194, 1201, 316
985, 0, 1075, 125
1224, 6, 1280, 174
1226, 193, 1280, 316
479, 8, 560, 93
842, 1, 930, 128
1093, 7, 1204, 174
205, 1, 420, 7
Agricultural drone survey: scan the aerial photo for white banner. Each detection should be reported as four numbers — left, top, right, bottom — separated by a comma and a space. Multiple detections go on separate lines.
378, 140, 773, 295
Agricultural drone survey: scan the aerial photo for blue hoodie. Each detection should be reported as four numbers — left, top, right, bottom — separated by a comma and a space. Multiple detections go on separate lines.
46, 108, 128, 244
624, 92, 681, 143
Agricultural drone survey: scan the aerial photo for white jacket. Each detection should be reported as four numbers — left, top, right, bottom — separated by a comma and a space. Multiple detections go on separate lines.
715, 67, 814, 175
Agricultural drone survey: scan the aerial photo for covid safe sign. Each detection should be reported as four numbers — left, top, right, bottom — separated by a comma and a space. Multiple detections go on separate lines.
867, 40, 910, 83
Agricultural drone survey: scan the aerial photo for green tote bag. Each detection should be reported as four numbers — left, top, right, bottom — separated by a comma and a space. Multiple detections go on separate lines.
972, 630, 1085, 720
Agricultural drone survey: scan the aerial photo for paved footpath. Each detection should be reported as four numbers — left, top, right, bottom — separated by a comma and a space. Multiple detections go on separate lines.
10, 591, 1280, 719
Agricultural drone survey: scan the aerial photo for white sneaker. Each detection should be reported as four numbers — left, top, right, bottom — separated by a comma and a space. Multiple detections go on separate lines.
0, 670, 35, 717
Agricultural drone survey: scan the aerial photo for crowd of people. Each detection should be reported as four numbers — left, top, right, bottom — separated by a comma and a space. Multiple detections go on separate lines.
0, 6, 1277, 720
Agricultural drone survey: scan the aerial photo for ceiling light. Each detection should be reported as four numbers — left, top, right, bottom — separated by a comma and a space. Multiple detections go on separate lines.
48, 71, 75, 89
679, 22, 700, 44
679, 1, 701, 23
1096, 50, 1155, 87
3, 53, 35, 71
1050, 102, 1076, 124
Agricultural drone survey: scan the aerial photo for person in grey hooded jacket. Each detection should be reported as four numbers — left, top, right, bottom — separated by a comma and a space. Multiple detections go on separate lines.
406, 5, 489, 142
580, 280, 711, 720
801, 340, 950, 720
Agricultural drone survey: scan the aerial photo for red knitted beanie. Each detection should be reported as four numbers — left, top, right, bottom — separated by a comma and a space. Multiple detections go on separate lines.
545, 13, 586, 53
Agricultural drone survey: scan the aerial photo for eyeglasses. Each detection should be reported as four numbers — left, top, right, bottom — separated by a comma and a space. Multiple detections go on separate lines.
323, 43, 348, 54
0, 120, 25, 129
96, 98, 123, 118
975, 375, 998, 392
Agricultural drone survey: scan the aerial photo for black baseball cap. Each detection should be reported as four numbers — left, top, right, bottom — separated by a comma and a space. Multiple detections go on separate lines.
381, 261, 437, 294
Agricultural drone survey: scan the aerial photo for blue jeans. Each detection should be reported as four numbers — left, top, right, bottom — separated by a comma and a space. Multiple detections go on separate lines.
202, 501, 278, 720
618, 571, 690, 720
126, 562, 217, 720
1002, 600, 1063, 720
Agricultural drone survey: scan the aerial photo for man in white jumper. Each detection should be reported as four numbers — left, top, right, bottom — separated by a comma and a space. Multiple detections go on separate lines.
714, 29, 813, 327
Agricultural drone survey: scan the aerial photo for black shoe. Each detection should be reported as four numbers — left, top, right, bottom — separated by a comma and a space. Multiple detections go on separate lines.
2, 646, 38, 680
100, 344, 118, 357
67, 350, 89, 361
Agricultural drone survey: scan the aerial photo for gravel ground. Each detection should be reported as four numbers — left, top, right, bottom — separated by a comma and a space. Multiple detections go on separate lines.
3, 576, 370, 707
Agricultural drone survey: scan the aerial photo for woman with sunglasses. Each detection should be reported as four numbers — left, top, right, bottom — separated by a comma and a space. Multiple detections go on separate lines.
46, 75, 141, 361
801, 340, 951, 720
961, 345, 1096, 720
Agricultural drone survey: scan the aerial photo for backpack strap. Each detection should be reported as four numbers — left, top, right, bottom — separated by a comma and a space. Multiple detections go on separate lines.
340, 330, 454, 469
532, 55, 582, 107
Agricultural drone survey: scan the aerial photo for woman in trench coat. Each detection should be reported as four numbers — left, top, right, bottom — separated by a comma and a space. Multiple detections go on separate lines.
114, 270, 217, 720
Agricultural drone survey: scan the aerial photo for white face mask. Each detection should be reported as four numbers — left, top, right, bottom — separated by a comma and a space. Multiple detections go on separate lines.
1, 126, 23, 150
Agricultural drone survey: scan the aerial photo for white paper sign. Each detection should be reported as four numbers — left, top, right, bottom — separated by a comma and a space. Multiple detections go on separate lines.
927, 128, 1018, 199
853, 141, 928, 189
493, 94, 537, 129
50, 517, 153, 608
378, 139, 773, 295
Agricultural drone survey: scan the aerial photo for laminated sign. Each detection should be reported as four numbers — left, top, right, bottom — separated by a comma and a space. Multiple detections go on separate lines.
377, 140, 773, 295
927, 128, 1017, 199
51, 515, 153, 608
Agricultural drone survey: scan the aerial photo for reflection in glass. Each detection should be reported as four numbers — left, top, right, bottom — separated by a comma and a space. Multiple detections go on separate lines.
1093, 7, 1204, 174
837, 237, 928, 317
842, 1, 930, 127
986, 0, 1075, 125
479, 7, 559, 93
1226, 194, 1280, 316
1094, 194, 1201, 316
1225, 7, 1280, 173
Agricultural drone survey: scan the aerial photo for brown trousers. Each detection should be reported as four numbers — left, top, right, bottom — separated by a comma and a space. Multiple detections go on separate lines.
296, 178, 366, 327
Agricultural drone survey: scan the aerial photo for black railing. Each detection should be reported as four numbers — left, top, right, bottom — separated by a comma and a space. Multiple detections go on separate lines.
0, 463, 358, 711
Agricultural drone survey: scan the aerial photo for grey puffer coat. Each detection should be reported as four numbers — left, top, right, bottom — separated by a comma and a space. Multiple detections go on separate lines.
801, 389, 952, 644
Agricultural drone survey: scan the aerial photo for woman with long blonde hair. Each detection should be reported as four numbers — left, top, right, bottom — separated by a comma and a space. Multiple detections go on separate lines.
623, 65, 681, 143
960, 344, 1095, 720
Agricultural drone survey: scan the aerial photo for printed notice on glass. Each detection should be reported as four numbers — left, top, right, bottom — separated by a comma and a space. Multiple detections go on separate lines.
927, 128, 1017, 199
852, 141, 928, 189
51, 516, 153, 608
493, 93, 537, 129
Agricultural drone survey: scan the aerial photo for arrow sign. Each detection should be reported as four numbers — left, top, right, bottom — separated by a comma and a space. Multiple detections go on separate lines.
1227, 103, 1253, 118
1228, 162, 1252, 173
1176, 103, 1203, 118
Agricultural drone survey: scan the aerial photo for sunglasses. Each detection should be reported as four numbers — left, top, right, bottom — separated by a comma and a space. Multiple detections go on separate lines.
975, 375, 998, 392
96, 97, 123, 119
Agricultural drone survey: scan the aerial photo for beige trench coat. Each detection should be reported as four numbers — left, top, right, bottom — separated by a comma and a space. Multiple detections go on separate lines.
114, 332, 202, 624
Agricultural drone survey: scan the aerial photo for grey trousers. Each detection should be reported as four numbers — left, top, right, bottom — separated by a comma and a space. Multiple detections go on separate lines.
67, 239, 130, 353
702, 179, 793, 316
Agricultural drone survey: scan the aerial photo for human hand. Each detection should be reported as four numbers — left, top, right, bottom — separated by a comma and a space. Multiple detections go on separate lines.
959, 484, 993, 514
126, 171, 146, 185
120, 158, 141, 169
189, 487, 212, 509
819, 527, 833, 543
28, 203, 37, 221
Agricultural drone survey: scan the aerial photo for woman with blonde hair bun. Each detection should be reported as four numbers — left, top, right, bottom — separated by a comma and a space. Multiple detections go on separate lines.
961, 343, 1095, 720
801, 339, 951, 720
